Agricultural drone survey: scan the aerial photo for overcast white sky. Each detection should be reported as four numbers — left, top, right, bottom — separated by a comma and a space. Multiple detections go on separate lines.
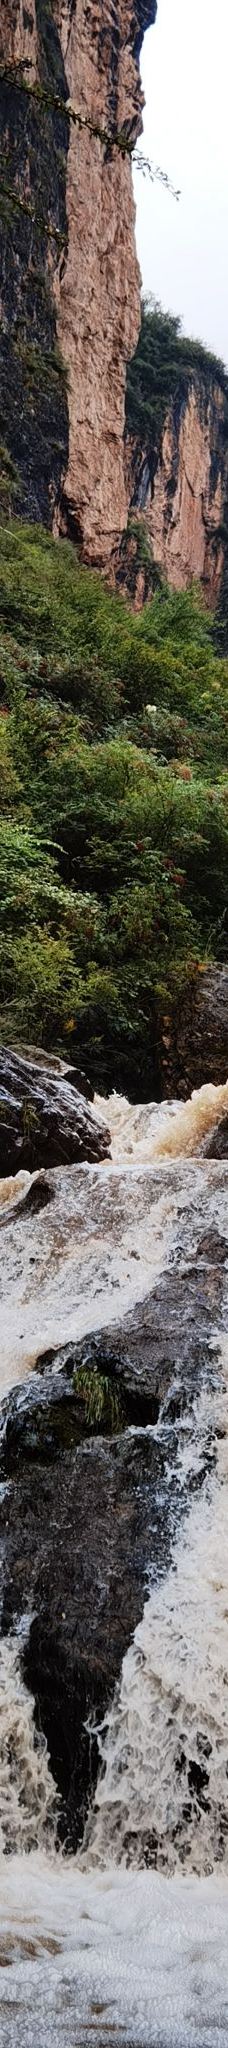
134, 0, 228, 367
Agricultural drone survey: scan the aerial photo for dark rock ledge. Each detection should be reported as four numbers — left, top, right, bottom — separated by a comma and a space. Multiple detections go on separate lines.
0, 1047, 110, 1173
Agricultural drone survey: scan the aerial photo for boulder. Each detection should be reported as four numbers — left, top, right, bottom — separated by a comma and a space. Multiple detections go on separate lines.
204, 1114, 228, 1159
0, 1046, 110, 1173
160, 967, 228, 1098
64, 1064, 94, 1101
1, 1422, 171, 1849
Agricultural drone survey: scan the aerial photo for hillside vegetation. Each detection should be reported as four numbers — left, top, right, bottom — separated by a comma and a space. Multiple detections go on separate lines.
0, 521, 228, 1092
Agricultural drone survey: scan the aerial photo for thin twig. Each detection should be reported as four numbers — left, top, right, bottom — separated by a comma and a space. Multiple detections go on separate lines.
0, 63, 180, 197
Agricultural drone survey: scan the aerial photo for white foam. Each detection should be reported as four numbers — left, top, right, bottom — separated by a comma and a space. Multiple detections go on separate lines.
96, 1078, 228, 1164
1, 1857, 228, 2044
0, 1637, 56, 1854
0, 1170, 32, 1209
1, 1080, 228, 2045
83, 1349, 228, 1876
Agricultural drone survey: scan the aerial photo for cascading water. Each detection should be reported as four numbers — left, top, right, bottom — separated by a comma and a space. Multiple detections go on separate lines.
83, 1353, 228, 1876
0, 1635, 56, 1854
96, 1076, 228, 1163
1, 1078, 228, 2045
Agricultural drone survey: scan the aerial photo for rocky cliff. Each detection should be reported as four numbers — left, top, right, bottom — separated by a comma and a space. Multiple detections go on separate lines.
122, 305, 228, 611
0, 0, 156, 564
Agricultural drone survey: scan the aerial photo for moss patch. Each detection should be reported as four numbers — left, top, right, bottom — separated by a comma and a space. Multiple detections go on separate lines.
73, 1366, 124, 1434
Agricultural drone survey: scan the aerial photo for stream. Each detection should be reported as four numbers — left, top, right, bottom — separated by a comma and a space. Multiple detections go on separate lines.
0, 1080, 228, 2045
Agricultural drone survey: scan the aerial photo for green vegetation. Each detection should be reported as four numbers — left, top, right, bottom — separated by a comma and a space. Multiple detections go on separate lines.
74, 1367, 123, 1432
14, 338, 68, 391
0, 520, 227, 1090
0, 443, 20, 513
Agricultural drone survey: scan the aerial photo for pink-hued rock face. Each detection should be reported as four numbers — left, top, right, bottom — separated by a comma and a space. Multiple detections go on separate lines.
53, 0, 156, 564
52, 0, 146, 561
55, 116, 141, 563
123, 379, 228, 610
0, 0, 156, 563
148, 384, 225, 600
0, 0, 38, 76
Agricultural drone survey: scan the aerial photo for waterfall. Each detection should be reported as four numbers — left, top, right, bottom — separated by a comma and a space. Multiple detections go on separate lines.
0, 1077, 228, 2044
82, 1350, 228, 1874
96, 1077, 228, 1163
0, 1634, 56, 1855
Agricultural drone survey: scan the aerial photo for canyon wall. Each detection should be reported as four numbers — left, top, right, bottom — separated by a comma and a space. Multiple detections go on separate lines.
140, 383, 226, 602
2, 14, 228, 601
0, 0, 156, 563
122, 368, 228, 610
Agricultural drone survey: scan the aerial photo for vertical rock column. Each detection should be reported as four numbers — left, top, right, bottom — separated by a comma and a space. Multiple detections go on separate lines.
54, 0, 157, 564
0, 0, 157, 563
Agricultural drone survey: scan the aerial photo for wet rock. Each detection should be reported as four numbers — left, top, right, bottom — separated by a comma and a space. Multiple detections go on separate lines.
204, 1115, 228, 1159
0, 1359, 160, 1468
1, 1134, 227, 1850
1, 1420, 177, 1848
34, 1241, 226, 1417
196, 1228, 228, 1261
0, 1047, 110, 1172
64, 1065, 94, 1102
14, 1175, 53, 1218
162, 967, 228, 1098
1, 1211, 227, 1848
1, 1147, 228, 1414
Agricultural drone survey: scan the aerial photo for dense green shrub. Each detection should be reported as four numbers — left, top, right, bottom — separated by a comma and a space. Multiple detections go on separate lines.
0, 521, 227, 1087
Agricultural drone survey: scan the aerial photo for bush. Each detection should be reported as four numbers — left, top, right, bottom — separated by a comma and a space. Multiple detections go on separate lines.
0, 521, 227, 1087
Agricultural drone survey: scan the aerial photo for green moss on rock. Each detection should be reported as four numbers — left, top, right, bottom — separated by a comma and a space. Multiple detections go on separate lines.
73, 1367, 124, 1434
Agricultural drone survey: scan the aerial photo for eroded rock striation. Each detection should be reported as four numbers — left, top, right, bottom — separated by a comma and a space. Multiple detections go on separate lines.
142, 383, 226, 603
0, 0, 156, 560
122, 331, 228, 610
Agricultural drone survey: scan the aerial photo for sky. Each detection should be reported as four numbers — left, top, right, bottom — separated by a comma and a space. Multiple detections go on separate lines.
134, 0, 228, 368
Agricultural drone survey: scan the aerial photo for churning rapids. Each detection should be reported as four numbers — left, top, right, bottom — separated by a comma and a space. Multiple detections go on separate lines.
1, 1079, 228, 2045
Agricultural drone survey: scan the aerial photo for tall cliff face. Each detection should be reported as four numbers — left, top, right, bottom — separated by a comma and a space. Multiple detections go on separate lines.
0, 0, 156, 563
141, 382, 225, 601
122, 307, 228, 612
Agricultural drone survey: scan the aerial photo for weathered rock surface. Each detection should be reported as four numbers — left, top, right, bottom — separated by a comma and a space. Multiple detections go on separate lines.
204, 1114, 228, 1158
1, 1425, 171, 1846
149, 385, 225, 601
0, 1046, 110, 1171
159, 968, 228, 1100
123, 380, 228, 609
2, 1136, 228, 1395
0, 0, 156, 562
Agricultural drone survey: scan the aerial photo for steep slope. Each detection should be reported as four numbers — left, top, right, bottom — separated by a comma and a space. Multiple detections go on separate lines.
122, 306, 228, 610
0, 0, 156, 563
